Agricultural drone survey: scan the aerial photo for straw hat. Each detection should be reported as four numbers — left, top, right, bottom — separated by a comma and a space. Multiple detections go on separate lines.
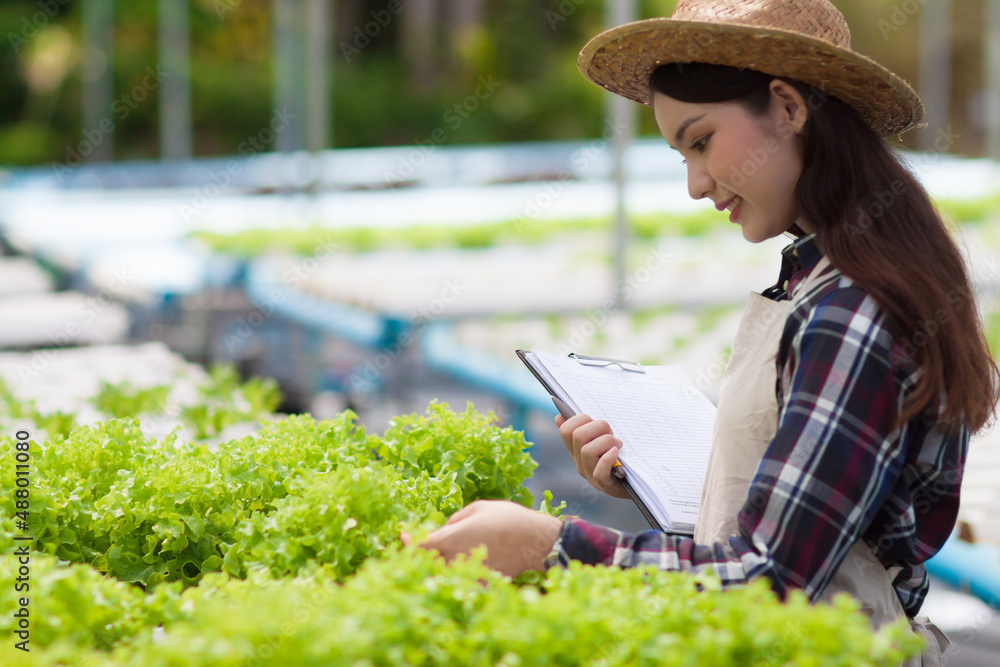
578, 0, 924, 137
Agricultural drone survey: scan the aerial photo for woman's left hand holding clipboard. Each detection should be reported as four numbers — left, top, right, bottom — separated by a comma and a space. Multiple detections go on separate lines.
555, 408, 631, 500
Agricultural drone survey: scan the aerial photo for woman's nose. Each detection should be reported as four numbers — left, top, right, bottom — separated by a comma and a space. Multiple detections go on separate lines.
686, 162, 713, 201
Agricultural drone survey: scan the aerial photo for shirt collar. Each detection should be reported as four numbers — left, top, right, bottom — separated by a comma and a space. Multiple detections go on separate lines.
781, 233, 822, 275
762, 233, 823, 301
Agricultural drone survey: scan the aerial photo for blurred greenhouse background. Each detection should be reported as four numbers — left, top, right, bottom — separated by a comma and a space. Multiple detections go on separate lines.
2, 0, 1000, 662
1, 0, 999, 161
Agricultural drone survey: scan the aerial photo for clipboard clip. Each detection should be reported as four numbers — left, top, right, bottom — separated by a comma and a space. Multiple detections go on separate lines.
568, 352, 645, 374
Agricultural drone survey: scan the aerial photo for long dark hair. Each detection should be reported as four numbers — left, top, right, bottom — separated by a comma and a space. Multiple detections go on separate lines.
649, 63, 998, 430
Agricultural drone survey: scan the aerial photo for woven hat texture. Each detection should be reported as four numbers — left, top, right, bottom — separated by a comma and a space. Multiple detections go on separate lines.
578, 0, 924, 137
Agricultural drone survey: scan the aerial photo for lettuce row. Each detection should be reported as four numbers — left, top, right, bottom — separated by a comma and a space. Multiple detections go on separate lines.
0, 402, 534, 590
0, 399, 922, 666
5, 548, 922, 666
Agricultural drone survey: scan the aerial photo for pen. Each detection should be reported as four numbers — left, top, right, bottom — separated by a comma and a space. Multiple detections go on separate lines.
552, 397, 626, 477
551, 396, 576, 420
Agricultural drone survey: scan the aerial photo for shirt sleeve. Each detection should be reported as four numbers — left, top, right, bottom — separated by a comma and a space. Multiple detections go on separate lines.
552, 288, 908, 603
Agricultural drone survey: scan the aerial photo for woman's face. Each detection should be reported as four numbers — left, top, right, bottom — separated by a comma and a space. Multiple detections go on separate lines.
652, 81, 809, 243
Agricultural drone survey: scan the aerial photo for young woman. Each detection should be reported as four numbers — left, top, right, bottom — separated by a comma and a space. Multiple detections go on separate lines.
413, 0, 999, 663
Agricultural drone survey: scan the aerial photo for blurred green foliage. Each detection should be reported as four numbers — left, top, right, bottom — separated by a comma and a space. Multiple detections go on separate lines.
2, 0, 625, 165
190, 190, 1000, 256
4, 0, 987, 166
937, 193, 1000, 226
190, 206, 723, 255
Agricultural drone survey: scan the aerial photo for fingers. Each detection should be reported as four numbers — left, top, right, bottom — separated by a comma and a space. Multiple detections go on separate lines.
592, 445, 620, 488
571, 421, 615, 476
558, 415, 612, 457
445, 500, 480, 525
556, 415, 626, 497
580, 433, 622, 481
572, 419, 615, 450
417, 525, 459, 564
407, 501, 564, 578
557, 414, 592, 453
593, 446, 632, 500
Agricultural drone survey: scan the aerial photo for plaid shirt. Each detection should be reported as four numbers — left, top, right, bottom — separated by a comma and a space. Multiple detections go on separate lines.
549, 234, 968, 618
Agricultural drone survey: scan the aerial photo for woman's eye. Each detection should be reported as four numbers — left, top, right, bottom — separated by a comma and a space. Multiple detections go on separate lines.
680, 135, 710, 164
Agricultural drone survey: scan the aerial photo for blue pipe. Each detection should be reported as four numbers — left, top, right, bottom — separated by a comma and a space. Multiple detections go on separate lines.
243, 258, 388, 350
420, 322, 556, 421
926, 536, 1000, 609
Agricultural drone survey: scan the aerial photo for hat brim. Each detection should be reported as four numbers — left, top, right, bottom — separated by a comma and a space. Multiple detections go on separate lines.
578, 18, 924, 138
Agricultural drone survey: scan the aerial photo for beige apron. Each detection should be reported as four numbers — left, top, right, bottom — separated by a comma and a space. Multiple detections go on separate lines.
693, 257, 949, 666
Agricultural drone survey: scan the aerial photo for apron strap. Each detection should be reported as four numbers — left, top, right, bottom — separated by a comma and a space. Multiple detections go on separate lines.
908, 616, 951, 667
788, 255, 832, 304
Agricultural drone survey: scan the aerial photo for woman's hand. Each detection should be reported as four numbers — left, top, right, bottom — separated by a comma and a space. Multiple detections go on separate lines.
404, 500, 562, 578
556, 414, 631, 499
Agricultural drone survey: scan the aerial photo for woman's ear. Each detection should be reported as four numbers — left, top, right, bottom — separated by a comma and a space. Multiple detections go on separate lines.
768, 79, 809, 136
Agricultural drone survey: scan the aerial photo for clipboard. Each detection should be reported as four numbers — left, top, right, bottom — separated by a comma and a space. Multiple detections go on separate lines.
516, 349, 665, 532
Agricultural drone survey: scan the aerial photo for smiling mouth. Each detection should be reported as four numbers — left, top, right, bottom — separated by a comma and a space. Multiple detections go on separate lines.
727, 196, 743, 223
715, 195, 742, 211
